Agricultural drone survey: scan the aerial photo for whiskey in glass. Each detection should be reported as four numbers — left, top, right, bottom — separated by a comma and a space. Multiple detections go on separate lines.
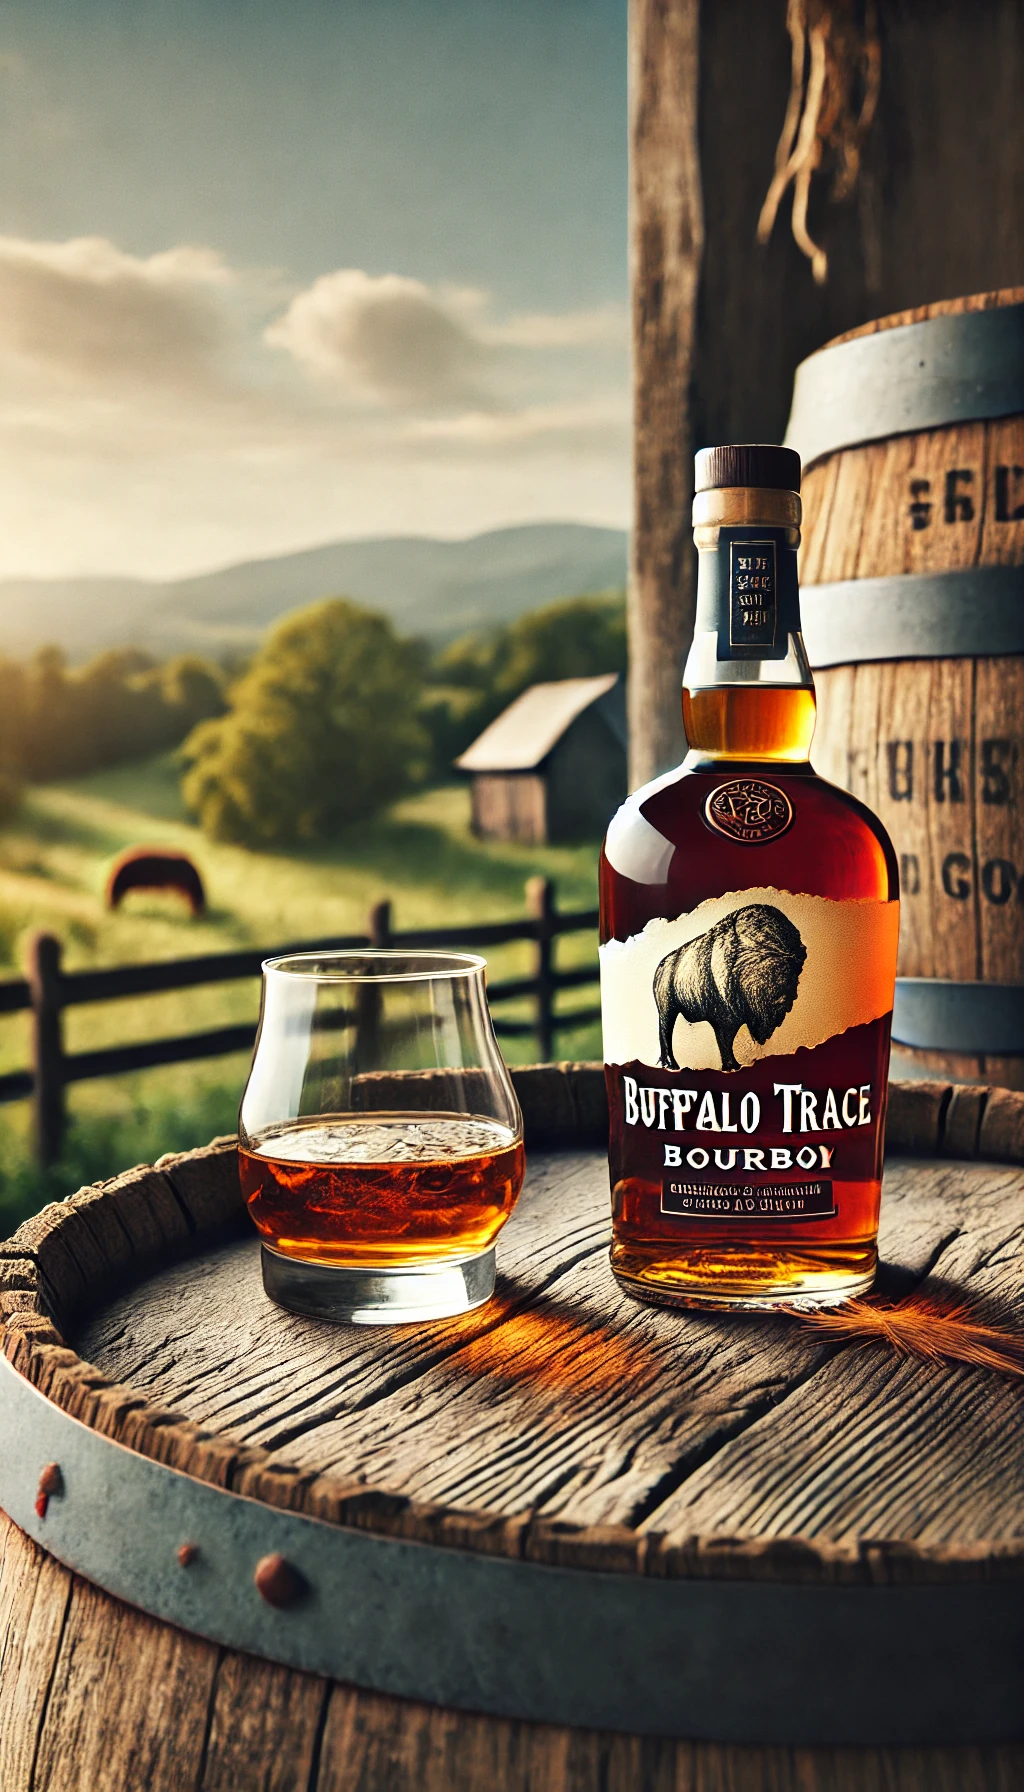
240, 951, 525, 1323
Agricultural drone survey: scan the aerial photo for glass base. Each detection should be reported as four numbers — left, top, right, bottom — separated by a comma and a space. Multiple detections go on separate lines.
609, 1244, 877, 1312
261, 1242, 496, 1325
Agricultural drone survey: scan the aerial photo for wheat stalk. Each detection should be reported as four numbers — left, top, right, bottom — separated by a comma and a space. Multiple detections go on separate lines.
790, 1296, 1024, 1380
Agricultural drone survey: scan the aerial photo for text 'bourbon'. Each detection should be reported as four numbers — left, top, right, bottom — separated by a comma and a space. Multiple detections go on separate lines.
599, 444, 899, 1309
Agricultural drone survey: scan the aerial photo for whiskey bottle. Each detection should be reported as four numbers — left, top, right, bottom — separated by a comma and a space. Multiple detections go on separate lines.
599, 444, 899, 1309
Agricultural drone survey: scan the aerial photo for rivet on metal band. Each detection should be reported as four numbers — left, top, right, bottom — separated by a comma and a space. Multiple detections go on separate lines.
785, 302, 1024, 469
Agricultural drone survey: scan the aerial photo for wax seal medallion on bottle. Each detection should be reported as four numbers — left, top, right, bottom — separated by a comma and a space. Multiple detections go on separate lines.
703, 778, 793, 844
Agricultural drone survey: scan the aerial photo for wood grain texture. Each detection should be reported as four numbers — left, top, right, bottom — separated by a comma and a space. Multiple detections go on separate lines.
801, 424, 1024, 580
827, 287, 1024, 345
800, 288, 1024, 1086
0, 1517, 72, 1792
3, 1103, 1024, 1789
29, 1567, 219, 1792
1, 1516, 1021, 1792
628, 0, 703, 787
646, 1156, 1024, 1544
2, 1077, 1021, 1580
70, 1144, 1024, 1568
198, 1655, 329, 1792
692, 5, 1024, 453
634, 3, 1024, 792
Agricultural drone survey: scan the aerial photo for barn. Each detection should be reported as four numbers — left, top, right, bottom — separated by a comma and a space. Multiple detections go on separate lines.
455, 674, 626, 845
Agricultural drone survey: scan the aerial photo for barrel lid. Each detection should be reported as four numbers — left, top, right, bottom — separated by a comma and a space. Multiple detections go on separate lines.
695, 444, 801, 494
2, 1086, 1024, 1748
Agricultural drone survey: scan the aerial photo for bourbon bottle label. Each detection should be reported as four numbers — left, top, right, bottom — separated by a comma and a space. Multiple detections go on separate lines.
693, 526, 800, 663
729, 539, 777, 650
600, 888, 899, 1222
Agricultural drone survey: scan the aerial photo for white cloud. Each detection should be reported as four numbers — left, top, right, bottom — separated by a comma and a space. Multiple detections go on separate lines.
265, 269, 487, 407
0, 235, 233, 390
484, 305, 627, 349
0, 235, 629, 580
411, 397, 629, 448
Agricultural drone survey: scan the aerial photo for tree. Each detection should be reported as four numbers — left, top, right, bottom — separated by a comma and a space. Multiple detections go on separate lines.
489, 591, 627, 705
423, 591, 626, 769
0, 645, 226, 785
181, 598, 428, 846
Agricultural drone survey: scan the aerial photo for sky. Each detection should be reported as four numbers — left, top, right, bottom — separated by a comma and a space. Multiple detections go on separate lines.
0, 0, 628, 580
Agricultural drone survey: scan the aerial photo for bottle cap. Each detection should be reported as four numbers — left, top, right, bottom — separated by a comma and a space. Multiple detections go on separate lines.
694, 444, 801, 494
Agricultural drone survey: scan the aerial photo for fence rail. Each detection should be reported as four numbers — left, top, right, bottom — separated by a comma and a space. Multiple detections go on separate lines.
0, 876, 600, 1168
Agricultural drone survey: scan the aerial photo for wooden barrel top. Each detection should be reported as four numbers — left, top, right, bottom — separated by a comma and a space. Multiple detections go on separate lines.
826, 285, 1024, 346
2, 1068, 1023, 1586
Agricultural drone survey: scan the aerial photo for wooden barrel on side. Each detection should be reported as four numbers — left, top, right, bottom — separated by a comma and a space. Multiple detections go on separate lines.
1, 1074, 1023, 1792
787, 289, 1024, 1088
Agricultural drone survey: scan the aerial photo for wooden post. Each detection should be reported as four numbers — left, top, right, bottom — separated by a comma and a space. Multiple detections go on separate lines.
629, 1, 1024, 799
526, 876, 556, 1063
28, 931, 65, 1169
356, 899, 392, 1065
628, 0, 704, 790
368, 900, 392, 948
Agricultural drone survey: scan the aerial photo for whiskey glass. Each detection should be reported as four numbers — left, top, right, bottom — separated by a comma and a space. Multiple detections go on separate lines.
239, 951, 525, 1324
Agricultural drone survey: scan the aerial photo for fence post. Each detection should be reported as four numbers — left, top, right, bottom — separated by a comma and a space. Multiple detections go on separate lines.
28, 931, 65, 1169
526, 876, 556, 1062
356, 899, 392, 1065
369, 900, 392, 947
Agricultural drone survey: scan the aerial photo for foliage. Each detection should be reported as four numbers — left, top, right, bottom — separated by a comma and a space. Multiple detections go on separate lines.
181, 599, 429, 847
0, 647, 226, 784
421, 590, 626, 769
0, 1078, 243, 1238
0, 768, 600, 1229
0, 768, 23, 827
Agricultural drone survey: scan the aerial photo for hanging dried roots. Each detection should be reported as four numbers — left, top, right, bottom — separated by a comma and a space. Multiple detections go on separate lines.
757, 0, 881, 285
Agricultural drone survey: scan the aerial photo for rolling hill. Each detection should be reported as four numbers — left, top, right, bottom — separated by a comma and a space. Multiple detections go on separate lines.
0, 523, 628, 661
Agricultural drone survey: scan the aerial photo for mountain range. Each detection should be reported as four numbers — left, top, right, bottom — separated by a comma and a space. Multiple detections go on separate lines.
0, 523, 629, 663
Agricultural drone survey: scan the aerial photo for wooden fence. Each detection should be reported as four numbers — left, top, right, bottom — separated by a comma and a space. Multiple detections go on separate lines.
0, 876, 600, 1168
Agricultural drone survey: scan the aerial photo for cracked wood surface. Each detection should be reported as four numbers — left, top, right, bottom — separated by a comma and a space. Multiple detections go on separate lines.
73, 1147, 1024, 1547
3, 1086, 1024, 1788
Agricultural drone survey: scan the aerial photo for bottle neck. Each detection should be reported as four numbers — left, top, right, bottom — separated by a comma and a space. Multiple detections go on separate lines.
682, 506, 815, 764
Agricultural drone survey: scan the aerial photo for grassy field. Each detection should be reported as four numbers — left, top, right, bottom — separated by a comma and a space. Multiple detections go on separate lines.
0, 755, 602, 1230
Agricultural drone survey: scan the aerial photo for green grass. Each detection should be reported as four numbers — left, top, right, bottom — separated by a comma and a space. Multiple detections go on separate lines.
0, 755, 602, 1232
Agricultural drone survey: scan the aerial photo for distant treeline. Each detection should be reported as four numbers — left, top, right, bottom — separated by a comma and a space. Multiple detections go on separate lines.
0, 648, 226, 786
0, 590, 626, 846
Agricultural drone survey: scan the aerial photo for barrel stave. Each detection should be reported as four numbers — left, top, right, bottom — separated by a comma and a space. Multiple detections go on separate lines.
801, 422, 1024, 587
795, 291, 1024, 1086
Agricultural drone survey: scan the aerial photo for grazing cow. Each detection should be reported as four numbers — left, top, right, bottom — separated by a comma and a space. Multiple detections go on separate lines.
106, 847, 206, 917
653, 903, 805, 1072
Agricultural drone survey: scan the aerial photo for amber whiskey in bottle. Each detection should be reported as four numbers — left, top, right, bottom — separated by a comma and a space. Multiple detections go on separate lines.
599, 444, 899, 1310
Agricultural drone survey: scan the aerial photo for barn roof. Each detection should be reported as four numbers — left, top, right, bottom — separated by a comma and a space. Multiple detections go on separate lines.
455, 674, 623, 773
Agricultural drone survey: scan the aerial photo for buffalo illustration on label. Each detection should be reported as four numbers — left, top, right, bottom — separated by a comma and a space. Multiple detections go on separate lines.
653, 903, 806, 1072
